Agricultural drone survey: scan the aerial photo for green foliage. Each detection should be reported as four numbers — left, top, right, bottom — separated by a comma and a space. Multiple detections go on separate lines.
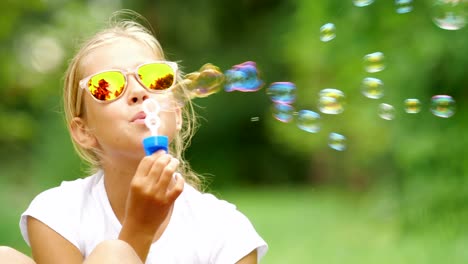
267, 0, 468, 233
0, 0, 467, 259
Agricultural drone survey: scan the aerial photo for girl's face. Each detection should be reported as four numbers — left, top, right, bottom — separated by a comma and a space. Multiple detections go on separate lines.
78, 37, 182, 160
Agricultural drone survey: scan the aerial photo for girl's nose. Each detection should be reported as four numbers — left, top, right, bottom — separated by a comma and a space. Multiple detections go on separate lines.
126, 75, 149, 104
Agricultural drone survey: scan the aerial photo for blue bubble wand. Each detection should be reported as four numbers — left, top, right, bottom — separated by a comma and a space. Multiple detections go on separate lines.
142, 99, 168, 155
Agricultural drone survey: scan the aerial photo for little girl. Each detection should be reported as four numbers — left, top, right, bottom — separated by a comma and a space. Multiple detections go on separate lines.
3, 11, 267, 264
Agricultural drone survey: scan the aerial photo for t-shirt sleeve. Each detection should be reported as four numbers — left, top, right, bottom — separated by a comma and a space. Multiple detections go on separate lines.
19, 182, 82, 251
208, 197, 268, 263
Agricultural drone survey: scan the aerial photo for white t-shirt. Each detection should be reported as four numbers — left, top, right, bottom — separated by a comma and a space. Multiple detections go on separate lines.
20, 171, 268, 263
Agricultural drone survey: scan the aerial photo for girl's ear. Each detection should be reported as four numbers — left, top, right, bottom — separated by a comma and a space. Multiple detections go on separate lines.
70, 117, 98, 149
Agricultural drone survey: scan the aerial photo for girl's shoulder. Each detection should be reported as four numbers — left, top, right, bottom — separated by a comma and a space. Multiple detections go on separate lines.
171, 184, 269, 262
19, 172, 104, 248
29, 172, 102, 205
180, 184, 237, 212
176, 184, 244, 227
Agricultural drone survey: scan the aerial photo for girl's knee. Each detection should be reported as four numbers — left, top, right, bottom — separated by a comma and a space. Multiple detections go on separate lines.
85, 240, 141, 264
94, 240, 135, 252
0, 246, 35, 264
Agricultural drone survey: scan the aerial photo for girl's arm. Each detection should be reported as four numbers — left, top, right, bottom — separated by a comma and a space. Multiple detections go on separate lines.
28, 216, 83, 264
27, 151, 183, 264
28, 217, 143, 264
236, 249, 258, 264
117, 151, 184, 262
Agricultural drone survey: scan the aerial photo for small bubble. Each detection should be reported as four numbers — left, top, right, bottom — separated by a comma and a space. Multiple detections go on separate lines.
379, 103, 395, 120
363, 52, 385, 73
432, 0, 467, 30
431, 95, 456, 118
396, 0, 413, 13
320, 23, 336, 42
361, 77, 384, 99
296, 110, 321, 133
353, 0, 375, 7
272, 103, 295, 123
250, 116, 260, 122
328, 132, 346, 151
266, 82, 297, 104
404, 98, 421, 113
318, 88, 345, 114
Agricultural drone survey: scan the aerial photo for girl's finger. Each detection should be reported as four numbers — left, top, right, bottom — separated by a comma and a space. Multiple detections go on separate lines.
134, 150, 166, 178
157, 158, 180, 191
148, 153, 172, 184
166, 173, 184, 201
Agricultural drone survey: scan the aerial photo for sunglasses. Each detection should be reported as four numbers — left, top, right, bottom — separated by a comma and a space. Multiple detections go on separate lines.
77, 61, 178, 111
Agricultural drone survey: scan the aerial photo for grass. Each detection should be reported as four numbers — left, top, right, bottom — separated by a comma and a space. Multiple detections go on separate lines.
0, 183, 36, 255
219, 186, 468, 264
1, 184, 468, 263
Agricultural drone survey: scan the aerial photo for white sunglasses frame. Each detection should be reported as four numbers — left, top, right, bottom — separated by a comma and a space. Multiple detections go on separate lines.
75, 61, 178, 115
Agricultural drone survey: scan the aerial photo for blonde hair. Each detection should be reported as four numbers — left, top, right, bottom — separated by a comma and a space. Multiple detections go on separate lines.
63, 11, 204, 190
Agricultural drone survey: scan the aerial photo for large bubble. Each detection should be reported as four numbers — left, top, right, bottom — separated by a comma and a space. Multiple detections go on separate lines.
431, 95, 456, 118
224, 61, 263, 92
432, 0, 467, 30
184, 63, 225, 98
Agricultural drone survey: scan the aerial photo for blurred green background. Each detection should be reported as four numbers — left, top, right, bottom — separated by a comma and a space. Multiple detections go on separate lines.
1, 0, 468, 263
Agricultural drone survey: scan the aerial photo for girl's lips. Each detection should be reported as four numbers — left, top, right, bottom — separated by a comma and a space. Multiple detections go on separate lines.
131, 111, 147, 123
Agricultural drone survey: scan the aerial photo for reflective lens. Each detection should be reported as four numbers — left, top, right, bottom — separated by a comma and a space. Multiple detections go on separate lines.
83, 62, 176, 102
138, 63, 175, 91
87, 71, 125, 101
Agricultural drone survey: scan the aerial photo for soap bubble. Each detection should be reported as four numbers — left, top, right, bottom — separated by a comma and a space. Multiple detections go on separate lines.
431, 95, 456, 118
185, 63, 225, 98
379, 103, 395, 120
328, 132, 346, 151
318, 88, 345, 114
395, 0, 413, 14
404, 98, 422, 113
432, 0, 467, 30
353, 0, 375, 7
363, 52, 385, 73
361, 77, 384, 99
224, 61, 263, 92
266, 82, 297, 104
272, 103, 295, 123
320, 23, 336, 42
296, 110, 321, 133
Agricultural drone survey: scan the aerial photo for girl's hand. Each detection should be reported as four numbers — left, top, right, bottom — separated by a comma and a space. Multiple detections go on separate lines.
119, 150, 184, 261
125, 150, 184, 232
